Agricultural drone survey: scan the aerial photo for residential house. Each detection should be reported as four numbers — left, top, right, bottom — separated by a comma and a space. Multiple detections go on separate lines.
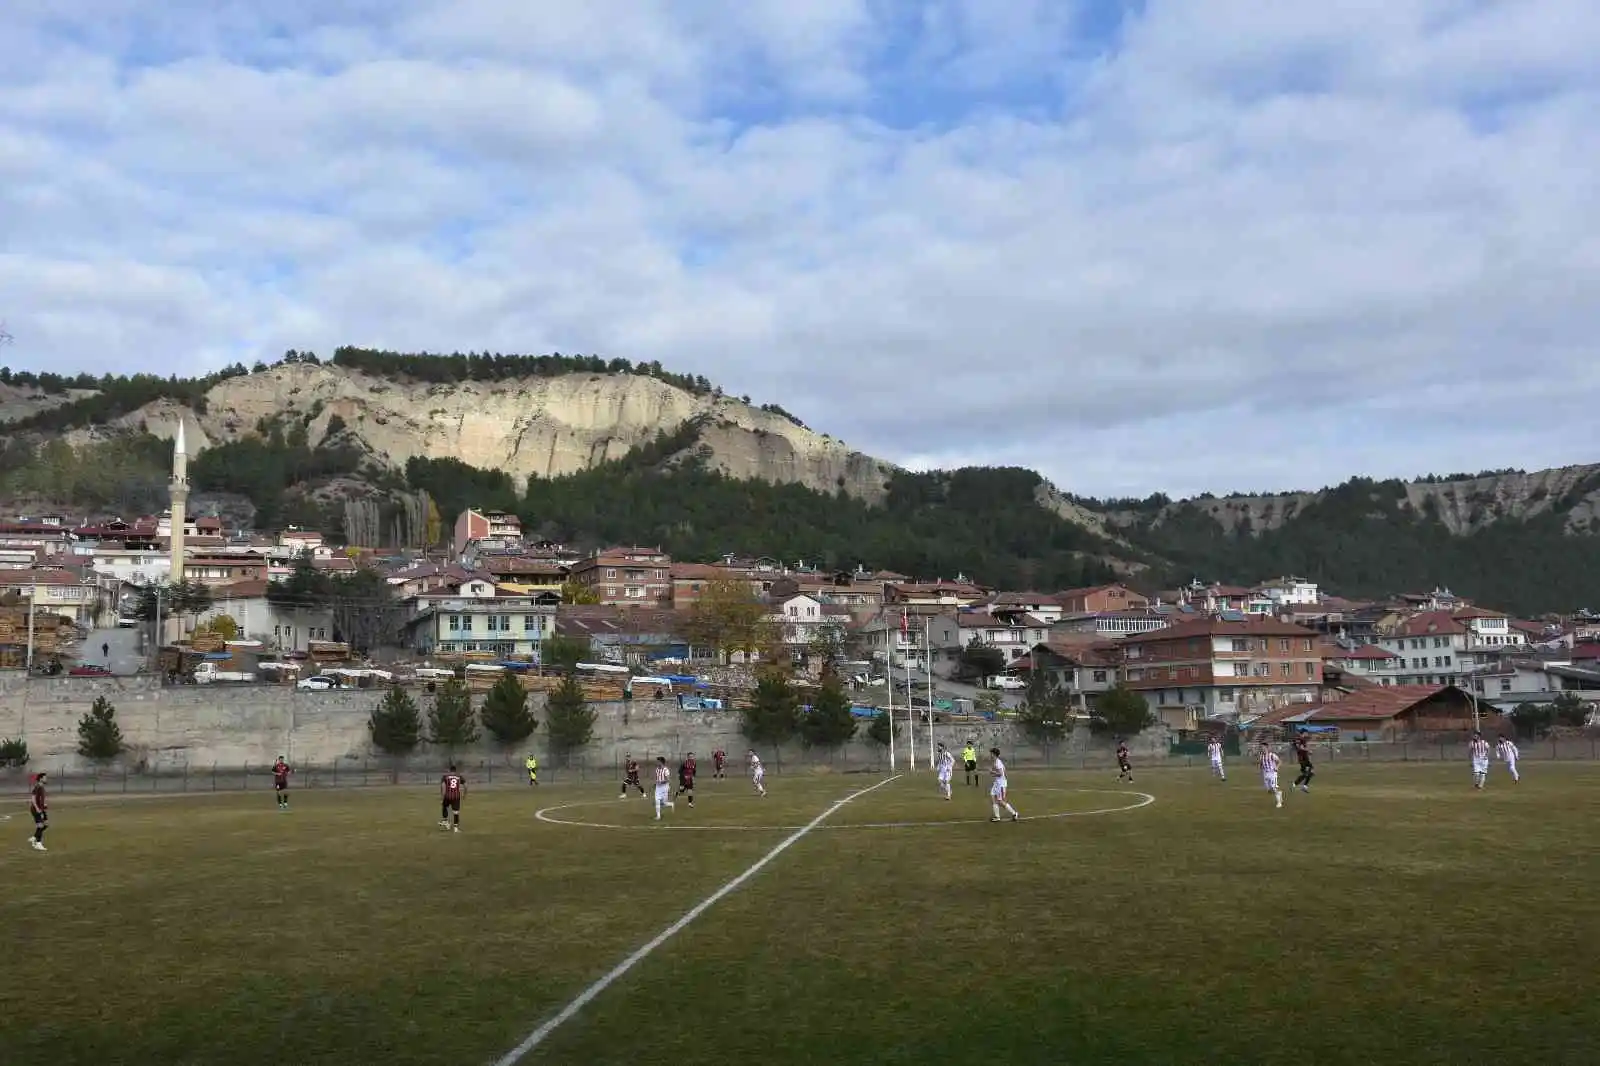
452, 508, 524, 555
474, 555, 568, 593
1255, 576, 1320, 608
764, 593, 850, 649
182, 553, 269, 587
1028, 639, 1121, 709
1325, 644, 1407, 683
883, 580, 987, 608
553, 605, 690, 665
85, 544, 173, 587
670, 562, 764, 609
568, 546, 672, 607
1469, 657, 1600, 712
0, 568, 112, 624
767, 572, 885, 616
1055, 583, 1150, 615
1377, 609, 1526, 687
1054, 608, 1173, 640
0, 521, 76, 558
404, 596, 556, 659
1121, 617, 1324, 727
989, 591, 1069, 623
859, 609, 945, 671
193, 579, 335, 652
954, 612, 1052, 666
1162, 581, 1255, 613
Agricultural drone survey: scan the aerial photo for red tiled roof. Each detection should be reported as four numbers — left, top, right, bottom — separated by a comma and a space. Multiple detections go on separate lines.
1391, 611, 1469, 638
214, 579, 270, 598
0, 569, 84, 586
1304, 685, 1449, 722
1337, 645, 1403, 661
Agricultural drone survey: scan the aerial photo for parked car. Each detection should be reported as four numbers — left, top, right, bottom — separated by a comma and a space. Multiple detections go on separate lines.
69, 664, 112, 677
296, 675, 338, 691
987, 675, 1026, 690
193, 662, 257, 684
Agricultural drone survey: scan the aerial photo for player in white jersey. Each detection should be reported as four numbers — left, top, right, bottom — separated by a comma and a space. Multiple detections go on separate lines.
747, 749, 767, 796
652, 756, 676, 820
1469, 732, 1491, 789
1258, 740, 1283, 809
1496, 734, 1520, 782
988, 747, 1019, 822
935, 743, 955, 799
1207, 735, 1226, 781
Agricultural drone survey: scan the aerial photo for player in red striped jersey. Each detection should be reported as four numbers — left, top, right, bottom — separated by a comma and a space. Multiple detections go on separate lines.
1115, 739, 1133, 783
1496, 734, 1520, 782
653, 756, 676, 820
620, 755, 646, 799
676, 752, 697, 808
439, 765, 465, 832
1258, 740, 1283, 809
1292, 734, 1314, 793
1468, 732, 1491, 789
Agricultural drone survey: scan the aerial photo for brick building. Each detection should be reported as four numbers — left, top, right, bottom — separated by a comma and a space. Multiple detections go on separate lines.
1121, 617, 1323, 727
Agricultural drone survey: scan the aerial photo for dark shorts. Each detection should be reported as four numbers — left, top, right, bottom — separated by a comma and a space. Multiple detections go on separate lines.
32, 810, 47, 826
964, 760, 977, 772
442, 797, 461, 812
626, 774, 641, 786
1298, 759, 1314, 771
1119, 759, 1131, 770
274, 779, 288, 791
679, 777, 694, 789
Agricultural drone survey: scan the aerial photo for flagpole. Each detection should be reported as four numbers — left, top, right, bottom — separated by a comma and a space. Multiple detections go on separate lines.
926, 616, 936, 769
885, 623, 896, 772
903, 608, 916, 771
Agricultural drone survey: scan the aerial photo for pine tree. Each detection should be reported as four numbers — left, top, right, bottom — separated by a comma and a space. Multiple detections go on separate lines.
866, 709, 896, 747
427, 679, 480, 749
369, 687, 422, 754
544, 675, 597, 766
741, 673, 800, 749
480, 672, 538, 745
0, 736, 30, 768
76, 696, 125, 761
1015, 670, 1073, 751
799, 675, 857, 749
1092, 684, 1155, 736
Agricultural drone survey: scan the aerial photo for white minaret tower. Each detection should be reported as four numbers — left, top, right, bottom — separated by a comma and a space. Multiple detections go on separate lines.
169, 419, 189, 590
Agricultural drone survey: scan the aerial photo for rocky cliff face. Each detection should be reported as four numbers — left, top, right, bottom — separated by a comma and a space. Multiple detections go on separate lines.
1104, 466, 1600, 536
76, 363, 893, 500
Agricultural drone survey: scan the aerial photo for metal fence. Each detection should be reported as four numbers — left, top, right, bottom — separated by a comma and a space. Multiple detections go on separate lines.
12, 736, 1598, 796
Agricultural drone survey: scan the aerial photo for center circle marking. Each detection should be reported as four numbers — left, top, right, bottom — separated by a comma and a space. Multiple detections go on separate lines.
534, 787, 1155, 832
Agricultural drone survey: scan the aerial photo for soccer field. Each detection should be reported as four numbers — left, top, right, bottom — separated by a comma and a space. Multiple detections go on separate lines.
4, 762, 1598, 1066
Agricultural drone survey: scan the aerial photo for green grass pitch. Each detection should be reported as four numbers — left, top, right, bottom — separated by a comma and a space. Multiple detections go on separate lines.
4, 762, 1598, 1065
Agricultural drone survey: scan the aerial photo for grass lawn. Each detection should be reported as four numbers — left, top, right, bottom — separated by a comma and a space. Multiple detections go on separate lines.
3, 762, 1597, 1065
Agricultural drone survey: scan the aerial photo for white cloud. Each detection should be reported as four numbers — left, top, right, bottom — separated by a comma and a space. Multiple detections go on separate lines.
1, 0, 1598, 498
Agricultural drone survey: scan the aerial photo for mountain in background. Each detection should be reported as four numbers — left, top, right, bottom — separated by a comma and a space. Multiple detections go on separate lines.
1, 349, 1597, 614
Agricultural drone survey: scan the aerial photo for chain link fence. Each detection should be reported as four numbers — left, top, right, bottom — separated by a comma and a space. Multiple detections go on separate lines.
14, 735, 1597, 796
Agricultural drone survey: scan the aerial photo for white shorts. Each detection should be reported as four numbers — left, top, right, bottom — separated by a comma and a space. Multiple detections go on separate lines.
1472, 758, 1489, 775
937, 771, 952, 784
752, 769, 764, 783
1210, 757, 1223, 769
990, 778, 1007, 798
1262, 771, 1279, 791
654, 783, 669, 801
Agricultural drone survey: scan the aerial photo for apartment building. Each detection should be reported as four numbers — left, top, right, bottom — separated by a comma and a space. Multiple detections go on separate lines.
1121, 617, 1323, 726
568, 547, 672, 607
1054, 583, 1150, 615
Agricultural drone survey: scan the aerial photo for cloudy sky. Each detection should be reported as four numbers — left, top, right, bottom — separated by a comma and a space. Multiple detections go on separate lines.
3, 1, 1599, 498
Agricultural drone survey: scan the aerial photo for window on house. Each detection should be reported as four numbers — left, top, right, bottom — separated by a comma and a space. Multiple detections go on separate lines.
1278, 639, 1290, 652
1280, 662, 1292, 677
605, 568, 617, 579
1499, 679, 1511, 693
625, 587, 645, 598
1093, 670, 1107, 683
524, 615, 537, 631
1443, 656, 1452, 667
448, 615, 460, 631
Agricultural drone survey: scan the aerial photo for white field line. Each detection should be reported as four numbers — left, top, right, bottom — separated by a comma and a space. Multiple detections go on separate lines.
534, 787, 1155, 832
491, 773, 902, 1065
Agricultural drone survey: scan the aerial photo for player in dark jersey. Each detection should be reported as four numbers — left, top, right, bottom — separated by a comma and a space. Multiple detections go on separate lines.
28, 771, 49, 851
620, 754, 646, 798
712, 749, 727, 779
1116, 739, 1133, 783
677, 752, 697, 808
272, 755, 292, 811
1293, 734, 1315, 793
439, 765, 465, 833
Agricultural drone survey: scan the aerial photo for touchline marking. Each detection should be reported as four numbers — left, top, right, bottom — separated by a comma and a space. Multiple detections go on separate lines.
534, 788, 1156, 832
494, 773, 901, 1065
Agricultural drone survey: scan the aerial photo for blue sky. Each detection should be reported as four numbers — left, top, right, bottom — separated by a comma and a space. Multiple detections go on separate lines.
2, 0, 1598, 498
